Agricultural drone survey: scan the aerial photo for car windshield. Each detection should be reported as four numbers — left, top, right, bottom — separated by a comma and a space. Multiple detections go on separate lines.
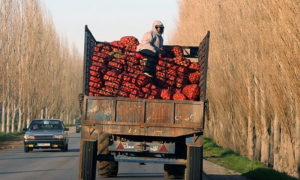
29, 120, 63, 131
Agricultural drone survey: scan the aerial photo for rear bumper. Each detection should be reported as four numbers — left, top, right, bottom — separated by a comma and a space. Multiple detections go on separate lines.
98, 154, 186, 165
24, 140, 66, 148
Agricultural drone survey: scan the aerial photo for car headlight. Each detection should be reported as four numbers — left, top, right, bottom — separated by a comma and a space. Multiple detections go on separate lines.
24, 134, 35, 140
53, 135, 64, 139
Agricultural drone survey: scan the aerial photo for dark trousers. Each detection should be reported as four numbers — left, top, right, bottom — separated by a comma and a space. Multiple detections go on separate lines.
139, 49, 158, 77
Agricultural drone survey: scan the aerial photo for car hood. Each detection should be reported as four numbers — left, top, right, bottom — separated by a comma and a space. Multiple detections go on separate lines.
26, 130, 64, 135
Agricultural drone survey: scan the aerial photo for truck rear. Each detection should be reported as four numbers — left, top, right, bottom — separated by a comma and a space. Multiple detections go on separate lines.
79, 25, 210, 180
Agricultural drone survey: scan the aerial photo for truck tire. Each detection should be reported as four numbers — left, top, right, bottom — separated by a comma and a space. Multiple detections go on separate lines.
61, 144, 68, 152
97, 132, 118, 177
81, 140, 97, 180
164, 137, 186, 179
24, 146, 29, 153
185, 145, 203, 180
164, 164, 185, 179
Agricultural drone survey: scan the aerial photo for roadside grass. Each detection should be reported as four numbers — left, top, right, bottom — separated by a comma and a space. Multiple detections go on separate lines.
0, 131, 25, 141
203, 137, 298, 180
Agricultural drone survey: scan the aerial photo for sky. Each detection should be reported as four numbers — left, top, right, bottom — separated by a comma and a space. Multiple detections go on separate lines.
41, 0, 179, 55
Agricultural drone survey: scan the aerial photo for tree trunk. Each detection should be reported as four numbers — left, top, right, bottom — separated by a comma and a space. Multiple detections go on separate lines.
60, 112, 63, 122
11, 105, 16, 133
17, 107, 22, 131
26, 105, 31, 128
247, 77, 254, 159
254, 77, 261, 161
295, 104, 300, 178
45, 107, 48, 119
273, 114, 280, 169
22, 109, 26, 130
6, 102, 10, 133
260, 82, 269, 164
1, 101, 5, 132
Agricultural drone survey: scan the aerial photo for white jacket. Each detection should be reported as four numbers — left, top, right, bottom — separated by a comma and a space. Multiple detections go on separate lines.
136, 20, 164, 54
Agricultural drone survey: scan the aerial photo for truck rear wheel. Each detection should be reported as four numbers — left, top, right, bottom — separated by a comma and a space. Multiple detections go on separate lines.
81, 140, 97, 180
185, 145, 203, 180
97, 132, 118, 177
164, 164, 185, 179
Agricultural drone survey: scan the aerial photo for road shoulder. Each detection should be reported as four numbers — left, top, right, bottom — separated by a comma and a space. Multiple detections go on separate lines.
203, 159, 250, 180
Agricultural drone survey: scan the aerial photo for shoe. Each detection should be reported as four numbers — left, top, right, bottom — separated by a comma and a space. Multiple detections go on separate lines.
143, 72, 153, 78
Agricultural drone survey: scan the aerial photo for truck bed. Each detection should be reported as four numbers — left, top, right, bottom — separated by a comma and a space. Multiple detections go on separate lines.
82, 26, 210, 138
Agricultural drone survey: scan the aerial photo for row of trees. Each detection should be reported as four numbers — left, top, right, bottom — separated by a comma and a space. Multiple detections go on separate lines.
0, 0, 82, 133
172, 0, 299, 177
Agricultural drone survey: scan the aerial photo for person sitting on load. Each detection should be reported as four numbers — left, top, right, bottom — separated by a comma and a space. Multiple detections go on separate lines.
137, 20, 165, 78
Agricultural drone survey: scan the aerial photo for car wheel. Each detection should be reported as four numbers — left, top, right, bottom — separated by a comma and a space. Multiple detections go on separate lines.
62, 144, 68, 152
24, 146, 29, 153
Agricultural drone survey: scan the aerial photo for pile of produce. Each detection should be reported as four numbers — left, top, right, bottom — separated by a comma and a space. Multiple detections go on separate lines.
88, 36, 201, 101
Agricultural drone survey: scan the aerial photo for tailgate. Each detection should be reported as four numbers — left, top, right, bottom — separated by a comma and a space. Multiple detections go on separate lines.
83, 96, 204, 137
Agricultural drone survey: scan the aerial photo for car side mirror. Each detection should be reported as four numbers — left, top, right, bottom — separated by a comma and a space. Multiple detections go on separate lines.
23, 128, 27, 131
64, 127, 69, 131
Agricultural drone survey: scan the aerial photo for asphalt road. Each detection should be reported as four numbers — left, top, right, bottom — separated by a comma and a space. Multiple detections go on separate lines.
0, 133, 176, 180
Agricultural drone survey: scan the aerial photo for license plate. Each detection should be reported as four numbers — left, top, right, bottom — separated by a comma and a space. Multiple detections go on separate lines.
37, 143, 50, 147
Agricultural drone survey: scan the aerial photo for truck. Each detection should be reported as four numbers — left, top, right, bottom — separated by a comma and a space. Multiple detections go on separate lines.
78, 25, 210, 180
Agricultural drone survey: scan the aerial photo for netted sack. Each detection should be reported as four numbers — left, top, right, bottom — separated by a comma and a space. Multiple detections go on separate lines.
160, 89, 172, 100
91, 61, 106, 68
110, 41, 124, 51
120, 36, 139, 51
103, 70, 121, 82
172, 46, 184, 58
90, 70, 100, 78
189, 62, 200, 71
107, 61, 124, 72
117, 91, 129, 98
89, 76, 101, 83
136, 74, 152, 87
182, 84, 199, 100
99, 86, 118, 96
122, 81, 140, 91
172, 90, 186, 100
89, 87, 98, 94
89, 81, 103, 89
104, 81, 120, 90
174, 57, 191, 67
126, 56, 139, 65
188, 71, 200, 84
